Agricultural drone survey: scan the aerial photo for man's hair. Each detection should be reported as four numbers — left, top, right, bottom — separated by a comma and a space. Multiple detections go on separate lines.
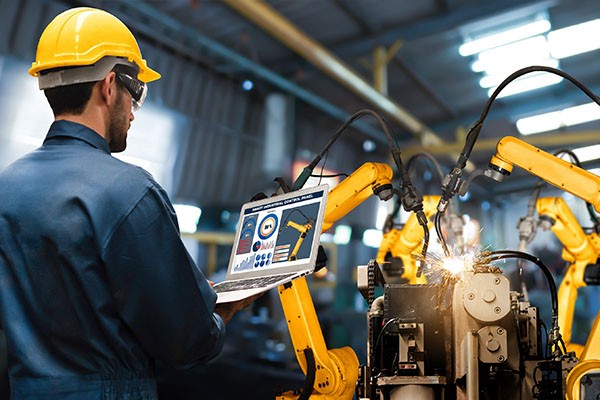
44, 81, 97, 117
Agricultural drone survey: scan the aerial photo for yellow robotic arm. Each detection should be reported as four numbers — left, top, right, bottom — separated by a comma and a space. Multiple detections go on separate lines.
489, 136, 600, 212
488, 136, 600, 400
376, 195, 440, 284
277, 162, 394, 400
536, 197, 600, 356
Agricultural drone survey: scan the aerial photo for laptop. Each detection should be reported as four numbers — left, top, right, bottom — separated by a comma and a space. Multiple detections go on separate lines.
214, 184, 329, 303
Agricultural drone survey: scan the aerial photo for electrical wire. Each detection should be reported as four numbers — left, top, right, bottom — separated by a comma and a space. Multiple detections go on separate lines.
485, 250, 558, 327
373, 318, 399, 357
438, 65, 600, 257
292, 109, 430, 262
310, 173, 349, 179
460, 66, 600, 168
435, 212, 450, 258
406, 152, 445, 182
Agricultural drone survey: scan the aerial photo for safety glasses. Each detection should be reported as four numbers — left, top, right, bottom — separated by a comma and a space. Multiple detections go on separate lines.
116, 72, 147, 111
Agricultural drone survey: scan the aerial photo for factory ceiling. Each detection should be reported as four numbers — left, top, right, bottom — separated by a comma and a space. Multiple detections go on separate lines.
68, 0, 600, 194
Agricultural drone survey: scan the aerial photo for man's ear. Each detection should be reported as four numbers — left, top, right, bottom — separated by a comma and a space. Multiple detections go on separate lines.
99, 72, 118, 106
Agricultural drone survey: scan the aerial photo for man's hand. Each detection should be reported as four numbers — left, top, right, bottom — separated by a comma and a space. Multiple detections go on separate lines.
214, 293, 263, 324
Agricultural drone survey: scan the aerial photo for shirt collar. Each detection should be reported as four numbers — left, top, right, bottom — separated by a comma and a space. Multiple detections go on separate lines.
44, 120, 111, 155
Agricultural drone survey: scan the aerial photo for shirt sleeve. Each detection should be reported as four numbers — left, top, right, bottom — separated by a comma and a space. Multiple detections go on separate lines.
101, 184, 225, 369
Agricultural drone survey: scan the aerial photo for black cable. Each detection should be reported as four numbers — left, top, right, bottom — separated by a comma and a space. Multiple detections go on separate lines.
406, 152, 445, 182
440, 66, 600, 219
539, 320, 549, 359
460, 66, 600, 167
435, 212, 450, 257
293, 109, 401, 189
373, 318, 398, 356
485, 251, 558, 327
310, 173, 349, 179
298, 348, 316, 400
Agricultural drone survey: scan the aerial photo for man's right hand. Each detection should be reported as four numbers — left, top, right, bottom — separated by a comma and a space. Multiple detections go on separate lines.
214, 293, 263, 324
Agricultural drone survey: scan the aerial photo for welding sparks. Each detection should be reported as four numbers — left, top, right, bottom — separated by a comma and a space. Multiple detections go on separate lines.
419, 250, 483, 280
443, 256, 469, 275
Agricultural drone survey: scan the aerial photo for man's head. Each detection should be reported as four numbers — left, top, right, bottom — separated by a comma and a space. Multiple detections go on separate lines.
29, 7, 160, 151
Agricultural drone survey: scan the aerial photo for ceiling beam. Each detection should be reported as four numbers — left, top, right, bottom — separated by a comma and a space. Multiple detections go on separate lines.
70, 0, 389, 145
222, 0, 447, 147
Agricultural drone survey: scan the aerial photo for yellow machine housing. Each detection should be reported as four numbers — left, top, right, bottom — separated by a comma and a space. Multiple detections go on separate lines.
376, 195, 440, 284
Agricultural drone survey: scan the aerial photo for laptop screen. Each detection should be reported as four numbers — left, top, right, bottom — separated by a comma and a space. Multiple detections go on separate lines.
226, 185, 329, 280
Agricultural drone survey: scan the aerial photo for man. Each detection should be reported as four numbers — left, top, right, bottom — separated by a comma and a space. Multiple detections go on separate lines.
0, 7, 255, 399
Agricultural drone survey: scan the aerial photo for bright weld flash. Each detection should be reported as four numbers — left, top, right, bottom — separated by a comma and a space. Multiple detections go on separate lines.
443, 256, 467, 275
441, 252, 477, 275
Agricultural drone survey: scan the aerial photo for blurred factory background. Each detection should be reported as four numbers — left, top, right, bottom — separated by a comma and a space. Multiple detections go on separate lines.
1, 0, 600, 398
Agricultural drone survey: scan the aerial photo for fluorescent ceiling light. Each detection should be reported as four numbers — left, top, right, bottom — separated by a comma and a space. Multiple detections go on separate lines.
488, 72, 562, 98
549, 19, 600, 59
459, 19, 551, 56
476, 35, 549, 67
478, 58, 559, 88
516, 102, 600, 135
362, 229, 383, 248
573, 144, 600, 163
472, 35, 551, 79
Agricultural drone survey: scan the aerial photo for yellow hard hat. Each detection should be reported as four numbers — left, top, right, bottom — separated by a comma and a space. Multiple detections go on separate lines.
29, 7, 160, 83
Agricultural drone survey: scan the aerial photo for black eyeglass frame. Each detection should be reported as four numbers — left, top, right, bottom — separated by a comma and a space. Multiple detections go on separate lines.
116, 72, 147, 111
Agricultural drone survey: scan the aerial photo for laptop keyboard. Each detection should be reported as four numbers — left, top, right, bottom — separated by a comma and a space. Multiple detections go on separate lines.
213, 272, 298, 293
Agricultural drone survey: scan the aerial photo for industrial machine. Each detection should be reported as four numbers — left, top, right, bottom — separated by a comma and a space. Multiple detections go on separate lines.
356, 136, 600, 400
271, 83, 600, 398
357, 252, 577, 400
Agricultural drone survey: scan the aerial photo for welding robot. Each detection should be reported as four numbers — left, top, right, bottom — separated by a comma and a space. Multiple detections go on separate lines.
535, 196, 600, 358
357, 135, 600, 400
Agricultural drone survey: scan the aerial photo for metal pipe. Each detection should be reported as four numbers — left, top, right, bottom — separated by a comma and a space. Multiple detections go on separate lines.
466, 331, 479, 400
93, 0, 389, 144
223, 0, 446, 147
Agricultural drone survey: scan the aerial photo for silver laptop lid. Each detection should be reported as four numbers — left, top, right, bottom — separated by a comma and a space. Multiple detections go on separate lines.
225, 185, 329, 281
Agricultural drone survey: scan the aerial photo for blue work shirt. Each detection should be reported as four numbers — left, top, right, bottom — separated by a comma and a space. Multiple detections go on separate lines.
0, 120, 225, 399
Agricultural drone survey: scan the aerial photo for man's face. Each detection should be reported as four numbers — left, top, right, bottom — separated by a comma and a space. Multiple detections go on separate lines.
107, 82, 134, 153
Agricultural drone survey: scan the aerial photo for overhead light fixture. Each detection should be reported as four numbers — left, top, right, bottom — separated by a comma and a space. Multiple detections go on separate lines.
489, 72, 562, 98
363, 140, 376, 152
477, 58, 559, 88
471, 35, 551, 75
460, 14, 560, 98
516, 102, 600, 135
573, 144, 600, 163
242, 79, 254, 91
549, 19, 600, 59
362, 229, 382, 248
459, 19, 551, 56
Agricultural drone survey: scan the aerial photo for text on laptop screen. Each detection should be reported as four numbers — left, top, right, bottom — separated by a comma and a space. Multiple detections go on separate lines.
231, 189, 325, 275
